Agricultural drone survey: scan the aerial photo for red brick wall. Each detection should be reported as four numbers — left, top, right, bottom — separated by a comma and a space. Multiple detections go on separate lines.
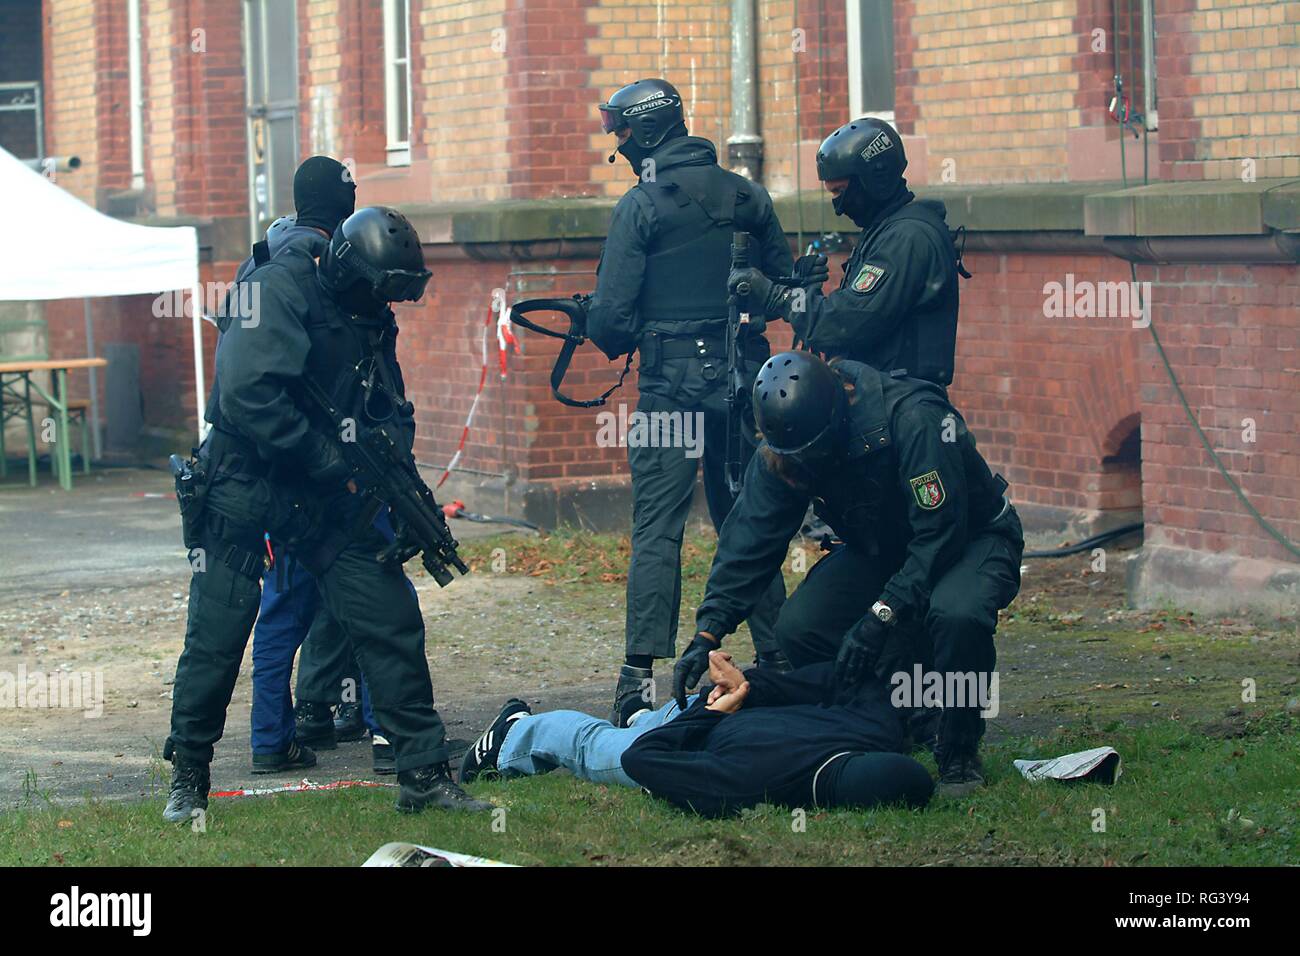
404, 256, 639, 483
505, 0, 601, 198
949, 251, 1144, 519
1157, 0, 1300, 182
169, 0, 247, 218
1139, 264, 1300, 563
796, 0, 848, 141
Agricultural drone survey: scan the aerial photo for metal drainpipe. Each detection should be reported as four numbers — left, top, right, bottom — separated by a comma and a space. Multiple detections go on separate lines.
727, 0, 763, 182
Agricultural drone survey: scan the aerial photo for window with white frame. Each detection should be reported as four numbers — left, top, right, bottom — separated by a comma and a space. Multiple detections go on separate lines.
383, 0, 412, 166
847, 0, 895, 122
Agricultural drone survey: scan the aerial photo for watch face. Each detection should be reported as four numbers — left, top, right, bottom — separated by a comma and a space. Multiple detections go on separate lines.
874, 603, 893, 624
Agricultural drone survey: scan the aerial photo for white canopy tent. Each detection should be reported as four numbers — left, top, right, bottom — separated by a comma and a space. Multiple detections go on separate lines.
0, 145, 207, 452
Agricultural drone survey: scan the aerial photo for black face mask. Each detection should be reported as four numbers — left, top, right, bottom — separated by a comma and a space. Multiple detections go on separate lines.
617, 138, 654, 178
832, 177, 879, 229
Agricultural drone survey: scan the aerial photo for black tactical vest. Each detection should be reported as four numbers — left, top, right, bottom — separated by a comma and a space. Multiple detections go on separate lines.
838, 200, 960, 386
806, 361, 1005, 554
635, 164, 764, 334
206, 244, 403, 459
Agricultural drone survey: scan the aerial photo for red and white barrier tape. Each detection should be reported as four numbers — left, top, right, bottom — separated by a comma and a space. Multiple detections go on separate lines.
435, 296, 518, 489
210, 778, 396, 799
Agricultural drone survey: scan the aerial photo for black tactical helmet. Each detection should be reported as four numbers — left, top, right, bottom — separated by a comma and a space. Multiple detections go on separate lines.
816, 118, 907, 202
320, 206, 431, 303
599, 78, 686, 149
752, 351, 846, 458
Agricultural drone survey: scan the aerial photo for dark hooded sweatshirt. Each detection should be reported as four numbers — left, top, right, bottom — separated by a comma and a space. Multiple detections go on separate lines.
620, 661, 906, 818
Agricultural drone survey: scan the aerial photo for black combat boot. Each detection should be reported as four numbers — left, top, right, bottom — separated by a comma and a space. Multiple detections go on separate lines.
294, 701, 337, 750
935, 708, 985, 798
396, 763, 493, 813
610, 664, 654, 727
251, 740, 317, 774
936, 751, 985, 798
333, 702, 367, 742
163, 755, 211, 824
460, 699, 531, 782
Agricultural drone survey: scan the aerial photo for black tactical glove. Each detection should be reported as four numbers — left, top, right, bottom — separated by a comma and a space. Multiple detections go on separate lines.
673, 631, 720, 711
302, 433, 351, 488
376, 509, 421, 566
833, 613, 889, 695
792, 253, 830, 288
728, 267, 783, 318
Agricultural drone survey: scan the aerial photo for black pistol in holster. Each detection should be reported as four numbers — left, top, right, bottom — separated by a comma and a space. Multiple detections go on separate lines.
297, 378, 468, 588
169, 450, 210, 552
508, 294, 633, 408
725, 231, 755, 495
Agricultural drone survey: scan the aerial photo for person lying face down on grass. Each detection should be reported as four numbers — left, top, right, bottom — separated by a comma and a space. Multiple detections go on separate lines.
460, 650, 933, 818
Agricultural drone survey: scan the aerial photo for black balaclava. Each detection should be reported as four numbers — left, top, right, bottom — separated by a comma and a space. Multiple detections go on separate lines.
618, 121, 687, 177
293, 156, 357, 235
834, 176, 911, 229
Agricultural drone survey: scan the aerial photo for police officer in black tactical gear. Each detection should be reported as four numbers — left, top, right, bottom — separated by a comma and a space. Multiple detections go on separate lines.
728, 118, 965, 387
587, 78, 798, 727
675, 351, 1024, 797
163, 205, 491, 822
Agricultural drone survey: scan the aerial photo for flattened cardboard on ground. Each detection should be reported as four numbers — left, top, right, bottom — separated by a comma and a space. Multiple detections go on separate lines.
1014, 746, 1122, 784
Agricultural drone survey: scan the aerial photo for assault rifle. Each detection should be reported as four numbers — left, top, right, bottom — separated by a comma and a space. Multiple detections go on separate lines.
298, 377, 468, 587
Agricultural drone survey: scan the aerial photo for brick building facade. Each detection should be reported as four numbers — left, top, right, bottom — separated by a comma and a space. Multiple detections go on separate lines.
1, 0, 1296, 611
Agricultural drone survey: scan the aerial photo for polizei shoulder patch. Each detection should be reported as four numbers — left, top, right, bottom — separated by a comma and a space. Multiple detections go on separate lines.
851, 263, 886, 293
909, 470, 946, 510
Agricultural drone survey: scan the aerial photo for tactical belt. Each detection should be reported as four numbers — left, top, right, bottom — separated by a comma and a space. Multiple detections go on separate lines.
656, 334, 728, 360
219, 541, 267, 580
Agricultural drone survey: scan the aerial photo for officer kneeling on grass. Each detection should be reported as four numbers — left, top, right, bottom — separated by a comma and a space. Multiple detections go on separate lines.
163, 206, 491, 822
673, 351, 1024, 797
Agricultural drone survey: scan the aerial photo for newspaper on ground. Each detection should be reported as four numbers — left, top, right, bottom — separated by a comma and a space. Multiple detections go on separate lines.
362, 842, 517, 868
1013, 746, 1122, 784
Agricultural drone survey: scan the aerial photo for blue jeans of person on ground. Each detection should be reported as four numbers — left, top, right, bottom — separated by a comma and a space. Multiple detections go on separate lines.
497, 695, 696, 787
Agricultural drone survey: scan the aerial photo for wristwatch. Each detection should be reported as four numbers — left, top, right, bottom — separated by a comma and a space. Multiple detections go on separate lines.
871, 600, 896, 627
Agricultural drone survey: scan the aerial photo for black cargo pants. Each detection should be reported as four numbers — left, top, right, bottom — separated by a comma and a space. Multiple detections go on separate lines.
774, 506, 1024, 756
165, 470, 450, 772
626, 350, 786, 661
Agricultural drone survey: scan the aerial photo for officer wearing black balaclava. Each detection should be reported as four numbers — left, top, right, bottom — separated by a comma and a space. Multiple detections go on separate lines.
678, 351, 1024, 798
164, 206, 492, 823
728, 119, 966, 388
586, 79, 798, 727
232, 155, 357, 283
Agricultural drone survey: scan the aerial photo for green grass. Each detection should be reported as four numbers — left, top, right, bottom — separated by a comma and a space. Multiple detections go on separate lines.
3, 716, 1295, 867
